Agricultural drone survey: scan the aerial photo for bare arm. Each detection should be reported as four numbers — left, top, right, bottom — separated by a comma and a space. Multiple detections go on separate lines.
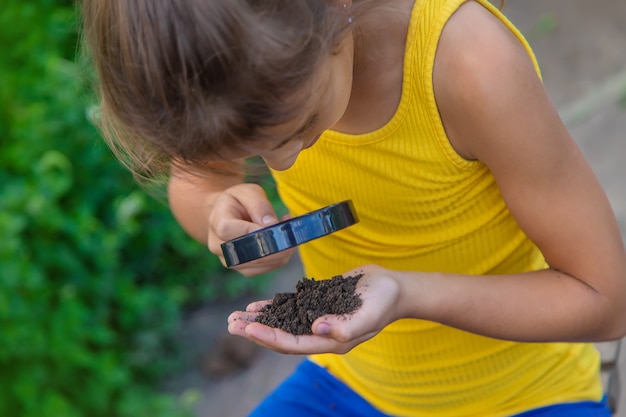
414, 1, 626, 342
228, 1, 626, 353
168, 165, 243, 243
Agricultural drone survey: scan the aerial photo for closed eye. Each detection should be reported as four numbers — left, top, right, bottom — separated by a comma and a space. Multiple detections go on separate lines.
271, 114, 319, 150
272, 137, 294, 150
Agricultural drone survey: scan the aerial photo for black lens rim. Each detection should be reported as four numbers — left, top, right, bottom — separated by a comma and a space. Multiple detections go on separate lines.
221, 200, 358, 267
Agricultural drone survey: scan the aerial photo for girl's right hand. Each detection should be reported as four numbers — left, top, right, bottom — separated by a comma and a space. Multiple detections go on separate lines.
208, 183, 295, 276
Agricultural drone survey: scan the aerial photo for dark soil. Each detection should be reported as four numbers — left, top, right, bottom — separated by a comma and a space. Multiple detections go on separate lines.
255, 274, 363, 335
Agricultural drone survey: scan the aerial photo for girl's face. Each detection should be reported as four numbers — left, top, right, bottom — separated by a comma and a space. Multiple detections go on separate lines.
237, 34, 355, 171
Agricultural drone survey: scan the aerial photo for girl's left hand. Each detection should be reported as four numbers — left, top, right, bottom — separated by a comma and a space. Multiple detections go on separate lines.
227, 265, 403, 355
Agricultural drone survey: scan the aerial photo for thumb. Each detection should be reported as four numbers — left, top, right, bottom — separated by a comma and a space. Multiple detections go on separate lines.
247, 199, 278, 227
312, 315, 352, 340
251, 200, 277, 226
230, 183, 278, 227
313, 321, 332, 336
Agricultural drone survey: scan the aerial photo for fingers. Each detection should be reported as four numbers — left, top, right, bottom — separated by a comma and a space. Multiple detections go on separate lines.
246, 299, 272, 312
222, 183, 278, 227
226, 300, 270, 335
227, 308, 372, 355
223, 247, 295, 277
208, 188, 273, 249
206, 183, 294, 275
240, 322, 355, 355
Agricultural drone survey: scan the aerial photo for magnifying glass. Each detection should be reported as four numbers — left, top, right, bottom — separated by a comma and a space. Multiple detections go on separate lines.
221, 200, 359, 267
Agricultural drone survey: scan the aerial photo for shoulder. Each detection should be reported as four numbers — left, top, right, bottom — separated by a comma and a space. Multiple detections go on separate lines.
432, 0, 544, 160
436, 1, 534, 90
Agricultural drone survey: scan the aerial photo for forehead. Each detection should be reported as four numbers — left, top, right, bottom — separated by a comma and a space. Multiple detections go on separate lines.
211, 56, 335, 161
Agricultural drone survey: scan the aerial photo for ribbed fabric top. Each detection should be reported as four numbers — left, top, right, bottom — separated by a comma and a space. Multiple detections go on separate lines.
270, 0, 602, 415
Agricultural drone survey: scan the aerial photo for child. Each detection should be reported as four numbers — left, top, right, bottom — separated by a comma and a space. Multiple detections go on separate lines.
82, 0, 626, 415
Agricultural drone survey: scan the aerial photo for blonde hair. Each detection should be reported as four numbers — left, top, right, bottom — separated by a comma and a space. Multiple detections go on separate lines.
82, 0, 505, 181
81, 0, 357, 180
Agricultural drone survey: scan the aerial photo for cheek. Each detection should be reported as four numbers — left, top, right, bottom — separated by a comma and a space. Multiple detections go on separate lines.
333, 53, 354, 121
327, 73, 353, 127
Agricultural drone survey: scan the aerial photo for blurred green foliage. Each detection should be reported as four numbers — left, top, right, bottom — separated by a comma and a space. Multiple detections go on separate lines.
0, 1, 273, 416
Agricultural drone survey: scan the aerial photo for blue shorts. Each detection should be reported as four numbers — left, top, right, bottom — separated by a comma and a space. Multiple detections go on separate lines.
249, 359, 612, 417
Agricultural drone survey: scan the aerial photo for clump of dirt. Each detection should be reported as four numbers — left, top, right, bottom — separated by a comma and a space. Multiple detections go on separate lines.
255, 274, 363, 335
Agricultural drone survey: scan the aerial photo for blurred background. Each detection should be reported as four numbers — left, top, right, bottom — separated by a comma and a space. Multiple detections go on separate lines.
0, 1, 278, 416
0, 0, 624, 417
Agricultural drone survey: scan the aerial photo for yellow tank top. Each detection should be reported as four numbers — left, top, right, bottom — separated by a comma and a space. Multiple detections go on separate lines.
270, 0, 603, 415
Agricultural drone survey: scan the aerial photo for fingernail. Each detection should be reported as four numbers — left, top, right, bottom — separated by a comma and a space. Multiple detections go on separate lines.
262, 215, 276, 225
316, 323, 330, 336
